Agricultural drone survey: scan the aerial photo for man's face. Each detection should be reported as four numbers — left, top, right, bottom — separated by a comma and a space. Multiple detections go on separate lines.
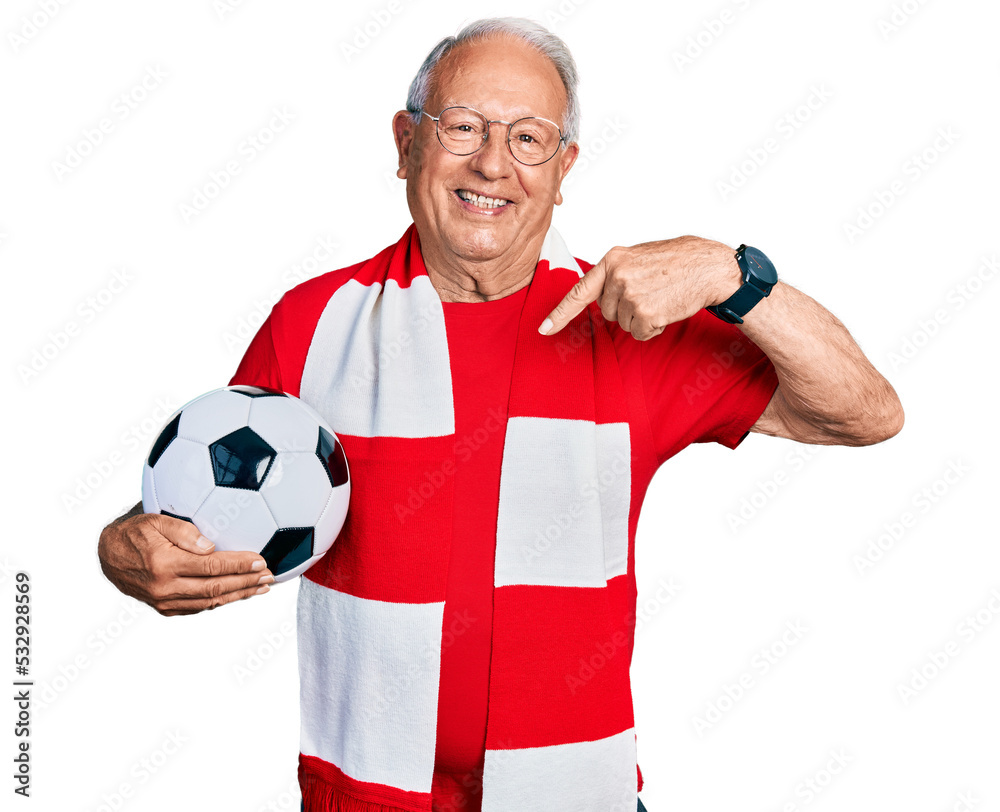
393, 36, 579, 274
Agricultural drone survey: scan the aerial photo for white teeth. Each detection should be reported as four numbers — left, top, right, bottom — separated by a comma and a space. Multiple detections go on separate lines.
459, 190, 509, 208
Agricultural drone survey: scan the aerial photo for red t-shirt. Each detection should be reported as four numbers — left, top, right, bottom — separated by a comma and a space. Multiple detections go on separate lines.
431, 285, 528, 811
229, 264, 779, 812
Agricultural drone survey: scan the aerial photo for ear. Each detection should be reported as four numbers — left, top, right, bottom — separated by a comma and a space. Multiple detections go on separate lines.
553, 141, 580, 206
393, 110, 416, 179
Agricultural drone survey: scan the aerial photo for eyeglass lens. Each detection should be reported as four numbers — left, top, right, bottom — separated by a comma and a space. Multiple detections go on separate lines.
435, 107, 561, 165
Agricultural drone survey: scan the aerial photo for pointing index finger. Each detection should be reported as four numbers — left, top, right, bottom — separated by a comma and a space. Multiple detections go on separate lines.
538, 259, 606, 336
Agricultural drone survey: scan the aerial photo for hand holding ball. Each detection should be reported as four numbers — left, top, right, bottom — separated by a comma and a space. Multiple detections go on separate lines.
141, 386, 350, 582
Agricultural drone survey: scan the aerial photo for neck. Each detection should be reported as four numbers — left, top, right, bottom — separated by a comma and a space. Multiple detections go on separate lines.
431, 268, 534, 302
425, 252, 537, 303
419, 232, 545, 303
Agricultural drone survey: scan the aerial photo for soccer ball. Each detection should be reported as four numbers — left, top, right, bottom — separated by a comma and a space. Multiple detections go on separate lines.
141, 385, 350, 582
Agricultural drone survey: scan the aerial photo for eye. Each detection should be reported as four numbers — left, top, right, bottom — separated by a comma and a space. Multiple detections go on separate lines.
444, 118, 484, 137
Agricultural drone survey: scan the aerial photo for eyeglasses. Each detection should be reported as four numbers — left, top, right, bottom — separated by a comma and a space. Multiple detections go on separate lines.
419, 105, 567, 166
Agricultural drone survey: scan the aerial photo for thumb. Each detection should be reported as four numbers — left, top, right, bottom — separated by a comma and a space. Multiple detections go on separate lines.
149, 512, 216, 554
538, 259, 606, 336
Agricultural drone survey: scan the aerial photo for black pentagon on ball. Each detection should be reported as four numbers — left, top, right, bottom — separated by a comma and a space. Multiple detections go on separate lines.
316, 427, 349, 487
228, 385, 287, 398
259, 527, 314, 575
148, 412, 182, 467
209, 426, 276, 490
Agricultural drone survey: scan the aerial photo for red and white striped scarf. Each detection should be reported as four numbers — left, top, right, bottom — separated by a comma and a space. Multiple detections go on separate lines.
295, 224, 641, 811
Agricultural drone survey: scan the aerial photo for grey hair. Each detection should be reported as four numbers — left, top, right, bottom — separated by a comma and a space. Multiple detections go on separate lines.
405, 17, 580, 144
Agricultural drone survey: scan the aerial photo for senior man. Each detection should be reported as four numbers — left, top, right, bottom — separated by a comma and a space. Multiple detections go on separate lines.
98, 17, 903, 812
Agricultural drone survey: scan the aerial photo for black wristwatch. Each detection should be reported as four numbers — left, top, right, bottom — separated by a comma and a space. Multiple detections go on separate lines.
705, 245, 778, 324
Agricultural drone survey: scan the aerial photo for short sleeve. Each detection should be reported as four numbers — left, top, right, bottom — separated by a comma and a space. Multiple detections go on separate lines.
228, 312, 284, 391
640, 309, 779, 466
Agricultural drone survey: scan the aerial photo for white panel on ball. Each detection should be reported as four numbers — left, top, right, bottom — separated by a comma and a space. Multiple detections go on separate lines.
313, 486, 350, 551
141, 463, 160, 514
248, 396, 324, 453
152, 438, 216, 517
260, 451, 333, 528
154, 389, 215, 432
193, 486, 277, 548
178, 390, 254, 445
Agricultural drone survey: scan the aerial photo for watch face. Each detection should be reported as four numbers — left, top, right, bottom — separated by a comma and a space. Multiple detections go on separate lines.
742, 246, 778, 286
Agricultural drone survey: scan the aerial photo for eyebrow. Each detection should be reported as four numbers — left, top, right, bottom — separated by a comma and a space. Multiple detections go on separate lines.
434, 101, 556, 122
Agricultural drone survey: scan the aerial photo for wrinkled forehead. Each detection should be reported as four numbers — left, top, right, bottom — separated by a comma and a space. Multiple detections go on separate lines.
426, 36, 568, 126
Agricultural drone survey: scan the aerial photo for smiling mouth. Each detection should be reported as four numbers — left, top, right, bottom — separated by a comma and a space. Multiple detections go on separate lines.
456, 189, 511, 209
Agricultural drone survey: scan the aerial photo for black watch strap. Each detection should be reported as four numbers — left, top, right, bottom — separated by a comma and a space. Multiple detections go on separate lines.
705, 244, 777, 325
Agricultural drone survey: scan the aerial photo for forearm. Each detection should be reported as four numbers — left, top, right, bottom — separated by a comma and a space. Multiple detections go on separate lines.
99, 501, 144, 579
538, 233, 903, 445
736, 277, 903, 444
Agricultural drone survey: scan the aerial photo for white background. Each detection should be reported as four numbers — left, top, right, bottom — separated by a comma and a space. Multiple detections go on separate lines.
2, 0, 998, 810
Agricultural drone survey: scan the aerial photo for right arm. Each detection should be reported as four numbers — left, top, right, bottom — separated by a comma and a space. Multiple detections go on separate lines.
97, 501, 273, 617
102, 306, 290, 615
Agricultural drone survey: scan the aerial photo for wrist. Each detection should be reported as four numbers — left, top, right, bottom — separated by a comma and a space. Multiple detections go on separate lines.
705, 244, 779, 325
707, 243, 743, 307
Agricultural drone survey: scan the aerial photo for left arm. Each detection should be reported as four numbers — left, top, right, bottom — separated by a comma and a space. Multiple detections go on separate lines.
733, 274, 903, 446
538, 236, 904, 447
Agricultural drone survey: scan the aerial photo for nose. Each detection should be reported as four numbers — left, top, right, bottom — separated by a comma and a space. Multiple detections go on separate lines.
468, 120, 514, 178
